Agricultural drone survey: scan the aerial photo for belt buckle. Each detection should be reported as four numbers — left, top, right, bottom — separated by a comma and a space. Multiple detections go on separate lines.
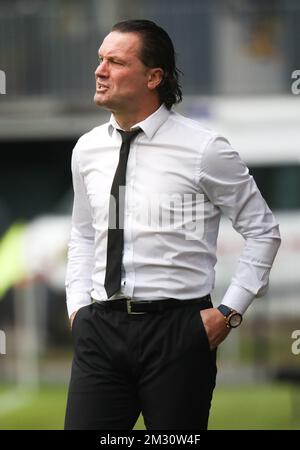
126, 299, 145, 315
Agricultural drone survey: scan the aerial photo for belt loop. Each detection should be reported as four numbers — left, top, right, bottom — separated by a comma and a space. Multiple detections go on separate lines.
126, 299, 131, 314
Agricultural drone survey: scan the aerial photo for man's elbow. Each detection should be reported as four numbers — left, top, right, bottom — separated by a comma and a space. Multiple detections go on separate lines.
273, 223, 282, 251
256, 280, 270, 298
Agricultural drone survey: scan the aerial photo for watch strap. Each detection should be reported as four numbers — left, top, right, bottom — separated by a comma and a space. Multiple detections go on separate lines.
217, 304, 232, 317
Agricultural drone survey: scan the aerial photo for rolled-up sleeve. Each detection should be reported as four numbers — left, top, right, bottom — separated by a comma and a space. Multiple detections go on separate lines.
198, 136, 281, 314
65, 142, 95, 318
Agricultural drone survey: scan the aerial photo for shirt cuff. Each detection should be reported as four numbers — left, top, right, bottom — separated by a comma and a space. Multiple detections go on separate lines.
66, 293, 92, 318
220, 284, 255, 315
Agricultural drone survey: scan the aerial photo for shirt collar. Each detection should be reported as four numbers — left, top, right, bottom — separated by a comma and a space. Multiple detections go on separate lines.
108, 104, 170, 140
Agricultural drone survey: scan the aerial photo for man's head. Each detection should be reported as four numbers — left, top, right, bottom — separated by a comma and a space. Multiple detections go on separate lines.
94, 20, 182, 120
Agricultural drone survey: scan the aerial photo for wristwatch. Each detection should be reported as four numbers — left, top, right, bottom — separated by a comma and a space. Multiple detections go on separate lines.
217, 304, 243, 329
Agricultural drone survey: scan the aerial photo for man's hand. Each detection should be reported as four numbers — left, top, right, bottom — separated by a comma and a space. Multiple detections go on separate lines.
70, 310, 78, 329
200, 308, 230, 350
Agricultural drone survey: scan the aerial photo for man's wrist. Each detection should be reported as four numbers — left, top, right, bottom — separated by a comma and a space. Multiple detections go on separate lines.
217, 304, 243, 329
70, 310, 77, 327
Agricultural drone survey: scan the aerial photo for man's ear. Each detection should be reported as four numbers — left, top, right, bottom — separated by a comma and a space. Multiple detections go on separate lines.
147, 68, 164, 90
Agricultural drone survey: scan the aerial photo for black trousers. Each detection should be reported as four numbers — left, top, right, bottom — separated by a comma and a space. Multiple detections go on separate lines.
64, 298, 217, 430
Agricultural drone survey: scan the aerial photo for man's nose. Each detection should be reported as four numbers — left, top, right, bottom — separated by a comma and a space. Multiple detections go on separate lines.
95, 60, 108, 77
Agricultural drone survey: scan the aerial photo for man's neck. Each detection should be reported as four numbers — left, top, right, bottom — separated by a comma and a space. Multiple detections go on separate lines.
112, 101, 162, 131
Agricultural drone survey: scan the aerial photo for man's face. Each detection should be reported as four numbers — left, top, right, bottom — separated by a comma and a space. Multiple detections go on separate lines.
94, 31, 154, 113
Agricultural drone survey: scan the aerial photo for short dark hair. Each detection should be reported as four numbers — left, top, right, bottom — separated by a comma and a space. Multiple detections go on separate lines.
112, 19, 182, 110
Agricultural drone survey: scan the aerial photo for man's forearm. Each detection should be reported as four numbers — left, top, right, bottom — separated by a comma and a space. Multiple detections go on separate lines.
221, 228, 281, 314
65, 228, 95, 318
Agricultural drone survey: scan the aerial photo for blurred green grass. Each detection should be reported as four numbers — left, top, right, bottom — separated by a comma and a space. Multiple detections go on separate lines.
0, 383, 299, 429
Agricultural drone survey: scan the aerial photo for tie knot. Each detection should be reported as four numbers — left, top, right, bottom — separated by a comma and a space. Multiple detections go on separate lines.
117, 127, 142, 144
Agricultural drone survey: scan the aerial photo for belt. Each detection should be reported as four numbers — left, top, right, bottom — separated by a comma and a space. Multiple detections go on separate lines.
93, 295, 211, 314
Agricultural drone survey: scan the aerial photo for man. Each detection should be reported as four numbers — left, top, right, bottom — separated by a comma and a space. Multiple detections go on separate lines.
64, 20, 281, 430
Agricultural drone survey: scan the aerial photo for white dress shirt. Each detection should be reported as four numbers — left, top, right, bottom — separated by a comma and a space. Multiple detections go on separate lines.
65, 104, 281, 317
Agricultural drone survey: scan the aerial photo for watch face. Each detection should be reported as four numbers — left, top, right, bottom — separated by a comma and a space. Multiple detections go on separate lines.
229, 313, 242, 328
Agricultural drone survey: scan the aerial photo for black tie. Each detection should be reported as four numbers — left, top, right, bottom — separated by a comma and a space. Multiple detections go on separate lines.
104, 128, 142, 298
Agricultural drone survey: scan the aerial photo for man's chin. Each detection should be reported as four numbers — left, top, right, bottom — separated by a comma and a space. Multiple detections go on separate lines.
94, 95, 115, 113
94, 93, 105, 106
94, 91, 111, 104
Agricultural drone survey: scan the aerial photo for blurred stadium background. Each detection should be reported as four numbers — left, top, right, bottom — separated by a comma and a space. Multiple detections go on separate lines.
0, 0, 299, 429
